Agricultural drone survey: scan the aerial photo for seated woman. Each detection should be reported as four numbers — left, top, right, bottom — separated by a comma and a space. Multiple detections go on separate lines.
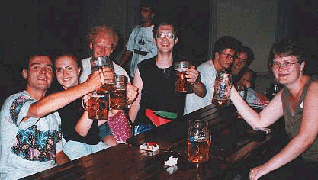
231, 46, 267, 105
230, 38, 318, 179
52, 53, 138, 160
231, 46, 256, 89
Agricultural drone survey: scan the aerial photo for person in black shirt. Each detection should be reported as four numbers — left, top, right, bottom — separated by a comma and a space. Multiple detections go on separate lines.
129, 21, 206, 134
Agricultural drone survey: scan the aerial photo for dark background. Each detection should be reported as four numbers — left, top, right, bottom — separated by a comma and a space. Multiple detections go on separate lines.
0, 0, 316, 106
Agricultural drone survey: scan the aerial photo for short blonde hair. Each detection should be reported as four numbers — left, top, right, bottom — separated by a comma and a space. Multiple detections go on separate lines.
88, 25, 119, 50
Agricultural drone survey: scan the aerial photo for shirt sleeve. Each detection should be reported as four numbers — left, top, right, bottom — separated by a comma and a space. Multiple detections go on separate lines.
8, 95, 40, 129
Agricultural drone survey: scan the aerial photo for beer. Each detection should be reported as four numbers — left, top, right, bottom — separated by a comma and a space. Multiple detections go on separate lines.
87, 95, 108, 120
174, 61, 192, 93
175, 71, 192, 93
212, 71, 232, 106
187, 138, 210, 163
110, 89, 126, 109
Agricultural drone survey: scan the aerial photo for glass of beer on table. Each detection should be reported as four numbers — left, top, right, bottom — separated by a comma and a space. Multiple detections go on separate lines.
187, 120, 210, 163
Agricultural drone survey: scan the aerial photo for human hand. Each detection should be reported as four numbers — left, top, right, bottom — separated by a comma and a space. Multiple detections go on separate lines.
249, 164, 270, 180
185, 66, 200, 84
126, 84, 139, 105
86, 70, 104, 91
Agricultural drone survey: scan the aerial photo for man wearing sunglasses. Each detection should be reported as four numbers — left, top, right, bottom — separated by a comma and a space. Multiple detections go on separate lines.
129, 21, 206, 135
184, 36, 242, 114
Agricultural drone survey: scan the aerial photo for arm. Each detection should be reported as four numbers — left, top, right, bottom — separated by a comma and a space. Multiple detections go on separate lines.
120, 50, 132, 67
250, 81, 318, 179
186, 66, 206, 98
26, 70, 103, 119
230, 86, 283, 129
128, 68, 143, 122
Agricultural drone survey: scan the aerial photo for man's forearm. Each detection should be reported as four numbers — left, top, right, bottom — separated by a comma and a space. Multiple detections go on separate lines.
120, 50, 132, 66
27, 82, 95, 118
192, 81, 206, 98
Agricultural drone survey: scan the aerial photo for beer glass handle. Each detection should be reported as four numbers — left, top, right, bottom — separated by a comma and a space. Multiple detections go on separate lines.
82, 94, 91, 111
82, 98, 87, 110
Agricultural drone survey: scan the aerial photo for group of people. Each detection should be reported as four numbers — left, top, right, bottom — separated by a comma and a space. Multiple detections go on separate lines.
0, 25, 138, 179
0, 4, 317, 180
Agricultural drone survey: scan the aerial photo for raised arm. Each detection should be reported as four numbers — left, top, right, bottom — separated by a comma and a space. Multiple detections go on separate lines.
128, 68, 143, 122
250, 81, 318, 179
230, 86, 283, 129
120, 50, 132, 67
186, 66, 206, 98
26, 70, 103, 119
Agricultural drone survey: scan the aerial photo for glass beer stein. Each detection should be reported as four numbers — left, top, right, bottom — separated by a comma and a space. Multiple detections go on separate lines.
187, 120, 209, 163
110, 75, 127, 110
174, 61, 192, 93
212, 71, 232, 106
84, 93, 109, 120
92, 56, 115, 93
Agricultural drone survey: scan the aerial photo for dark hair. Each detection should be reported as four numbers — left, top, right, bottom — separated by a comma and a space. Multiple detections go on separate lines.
212, 36, 242, 59
53, 51, 81, 70
236, 46, 255, 67
22, 49, 51, 70
140, 6, 156, 16
268, 37, 307, 67
153, 21, 179, 39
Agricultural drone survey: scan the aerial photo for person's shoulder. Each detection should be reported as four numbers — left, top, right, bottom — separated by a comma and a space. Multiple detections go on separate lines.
198, 60, 214, 70
1, 91, 30, 109
308, 78, 318, 92
139, 57, 156, 66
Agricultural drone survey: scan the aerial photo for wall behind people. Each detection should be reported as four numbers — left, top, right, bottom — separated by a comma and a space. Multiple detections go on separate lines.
216, 0, 278, 73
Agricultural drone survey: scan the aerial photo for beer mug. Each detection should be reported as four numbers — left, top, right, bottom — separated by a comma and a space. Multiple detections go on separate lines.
110, 75, 127, 110
187, 120, 209, 163
212, 71, 232, 106
83, 93, 109, 120
174, 61, 192, 93
92, 56, 115, 93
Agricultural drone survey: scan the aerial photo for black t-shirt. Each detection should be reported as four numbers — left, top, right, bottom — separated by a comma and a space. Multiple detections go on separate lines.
135, 56, 186, 125
54, 86, 101, 145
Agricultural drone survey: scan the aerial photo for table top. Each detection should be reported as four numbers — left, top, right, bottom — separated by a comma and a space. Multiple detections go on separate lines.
23, 104, 275, 180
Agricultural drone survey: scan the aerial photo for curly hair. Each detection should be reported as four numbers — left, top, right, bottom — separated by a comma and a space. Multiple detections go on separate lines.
87, 25, 119, 50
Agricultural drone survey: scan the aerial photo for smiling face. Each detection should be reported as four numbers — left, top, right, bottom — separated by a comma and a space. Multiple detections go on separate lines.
233, 52, 248, 72
154, 25, 178, 53
55, 55, 81, 89
90, 32, 114, 58
272, 55, 304, 86
23, 55, 53, 92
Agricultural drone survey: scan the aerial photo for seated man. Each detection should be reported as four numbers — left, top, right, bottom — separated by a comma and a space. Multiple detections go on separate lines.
184, 36, 242, 114
79, 25, 136, 145
231, 38, 318, 179
129, 21, 205, 134
0, 50, 104, 179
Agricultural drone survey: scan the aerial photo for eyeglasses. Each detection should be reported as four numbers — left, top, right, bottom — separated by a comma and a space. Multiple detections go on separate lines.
272, 61, 299, 69
221, 53, 235, 60
156, 32, 175, 39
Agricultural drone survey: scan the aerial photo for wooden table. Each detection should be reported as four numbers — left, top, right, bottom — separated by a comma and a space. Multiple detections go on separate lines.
23, 104, 278, 180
